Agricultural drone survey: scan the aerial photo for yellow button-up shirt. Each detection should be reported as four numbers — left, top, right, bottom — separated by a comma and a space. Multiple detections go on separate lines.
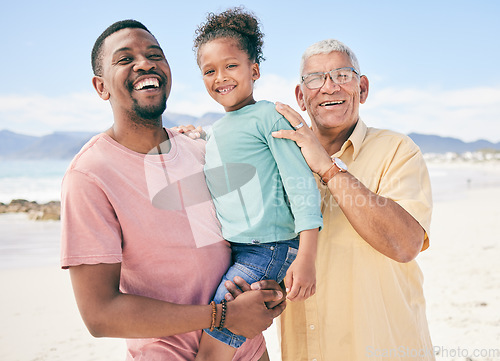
279, 120, 435, 361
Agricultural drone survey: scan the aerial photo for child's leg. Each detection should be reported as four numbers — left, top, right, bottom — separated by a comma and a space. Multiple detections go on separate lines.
196, 240, 298, 360
195, 331, 237, 361
195, 262, 250, 361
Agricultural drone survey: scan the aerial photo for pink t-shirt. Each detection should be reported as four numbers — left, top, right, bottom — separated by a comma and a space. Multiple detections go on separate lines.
60, 130, 265, 360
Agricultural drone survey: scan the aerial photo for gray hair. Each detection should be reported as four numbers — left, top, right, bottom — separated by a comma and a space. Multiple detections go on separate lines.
299, 39, 360, 76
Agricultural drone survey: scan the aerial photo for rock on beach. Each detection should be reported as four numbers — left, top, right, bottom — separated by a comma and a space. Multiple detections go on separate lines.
0, 199, 60, 221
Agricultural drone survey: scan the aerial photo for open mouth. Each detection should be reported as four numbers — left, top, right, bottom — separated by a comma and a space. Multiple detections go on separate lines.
320, 100, 345, 107
216, 85, 235, 94
133, 77, 160, 91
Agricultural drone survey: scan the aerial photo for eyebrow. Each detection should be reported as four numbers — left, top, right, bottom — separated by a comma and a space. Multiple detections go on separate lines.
112, 45, 164, 57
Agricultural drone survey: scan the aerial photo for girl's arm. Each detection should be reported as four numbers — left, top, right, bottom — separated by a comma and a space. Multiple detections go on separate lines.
284, 228, 318, 301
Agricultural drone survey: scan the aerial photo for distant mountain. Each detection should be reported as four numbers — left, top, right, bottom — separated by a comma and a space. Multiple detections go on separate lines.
194, 112, 224, 128
17, 132, 97, 159
0, 130, 96, 160
0, 112, 222, 160
408, 133, 500, 154
163, 112, 223, 129
0, 130, 38, 155
163, 112, 198, 128
2, 115, 499, 159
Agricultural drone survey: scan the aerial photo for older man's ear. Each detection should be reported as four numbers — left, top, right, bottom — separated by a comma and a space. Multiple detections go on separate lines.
359, 75, 369, 104
295, 84, 307, 111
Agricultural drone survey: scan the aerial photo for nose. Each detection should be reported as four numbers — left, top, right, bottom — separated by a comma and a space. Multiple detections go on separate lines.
133, 56, 156, 72
215, 68, 227, 83
321, 75, 340, 93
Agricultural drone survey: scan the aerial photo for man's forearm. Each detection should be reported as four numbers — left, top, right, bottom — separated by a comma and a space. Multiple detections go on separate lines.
327, 171, 425, 262
70, 263, 213, 338
70, 263, 284, 340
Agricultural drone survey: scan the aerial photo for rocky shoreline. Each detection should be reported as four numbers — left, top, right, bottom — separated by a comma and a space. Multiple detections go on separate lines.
0, 199, 60, 221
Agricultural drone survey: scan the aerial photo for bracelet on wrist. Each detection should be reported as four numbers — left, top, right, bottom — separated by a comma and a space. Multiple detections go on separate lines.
209, 301, 217, 332
218, 299, 227, 330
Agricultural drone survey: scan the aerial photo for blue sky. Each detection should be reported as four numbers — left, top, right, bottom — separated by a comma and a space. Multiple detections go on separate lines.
2, 0, 499, 141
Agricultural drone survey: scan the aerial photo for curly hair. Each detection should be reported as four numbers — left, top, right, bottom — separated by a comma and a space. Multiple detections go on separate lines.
193, 7, 265, 65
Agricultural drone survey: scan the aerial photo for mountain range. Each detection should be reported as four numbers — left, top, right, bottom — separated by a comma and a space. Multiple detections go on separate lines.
1, 112, 499, 159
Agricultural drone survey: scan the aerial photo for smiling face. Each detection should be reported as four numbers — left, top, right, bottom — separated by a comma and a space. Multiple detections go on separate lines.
296, 51, 369, 138
92, 28, 172, 125
198, 38, 260, 112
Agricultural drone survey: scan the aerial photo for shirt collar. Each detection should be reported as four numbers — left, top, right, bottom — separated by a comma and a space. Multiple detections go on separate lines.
334, 118, 367, 161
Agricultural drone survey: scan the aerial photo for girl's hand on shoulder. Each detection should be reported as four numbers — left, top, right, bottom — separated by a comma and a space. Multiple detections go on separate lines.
171, 125, 206, 140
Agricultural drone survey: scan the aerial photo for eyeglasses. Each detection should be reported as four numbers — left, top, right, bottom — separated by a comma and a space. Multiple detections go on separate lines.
301, 67, 359, 90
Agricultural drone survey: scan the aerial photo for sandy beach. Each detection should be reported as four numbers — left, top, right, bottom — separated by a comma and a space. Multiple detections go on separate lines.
1, 162, 499, 361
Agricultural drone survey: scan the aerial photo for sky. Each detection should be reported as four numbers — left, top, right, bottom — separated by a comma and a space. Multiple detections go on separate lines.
1, 0, 499, 142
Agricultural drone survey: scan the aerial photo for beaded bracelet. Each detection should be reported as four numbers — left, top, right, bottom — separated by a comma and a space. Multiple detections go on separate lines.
218, 299, 227, 330
209, 301, 217, 332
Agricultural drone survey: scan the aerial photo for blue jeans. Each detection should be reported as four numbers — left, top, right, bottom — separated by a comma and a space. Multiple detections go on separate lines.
203, 237, 299, 348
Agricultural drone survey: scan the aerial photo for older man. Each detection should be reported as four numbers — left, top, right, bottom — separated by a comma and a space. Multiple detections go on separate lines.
60, 19, 284, 360
272, 39, 434, 360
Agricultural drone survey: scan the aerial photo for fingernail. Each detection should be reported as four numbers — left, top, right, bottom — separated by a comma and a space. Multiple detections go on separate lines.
286, 288, 289, 293
277, 291, 283, 299
276, 102, 283, 108
251, 283, 261, 290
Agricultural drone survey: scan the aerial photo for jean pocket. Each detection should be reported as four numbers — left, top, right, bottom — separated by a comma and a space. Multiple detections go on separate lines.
277, 246, 298, 283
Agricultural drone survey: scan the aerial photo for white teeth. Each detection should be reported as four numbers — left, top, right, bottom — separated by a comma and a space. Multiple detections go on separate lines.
134, 78, 160, 90
217, 86, 234, 94
321, 101, 344, 106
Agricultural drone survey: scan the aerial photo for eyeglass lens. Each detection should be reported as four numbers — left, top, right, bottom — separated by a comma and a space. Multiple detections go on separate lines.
304, 68, 355, 89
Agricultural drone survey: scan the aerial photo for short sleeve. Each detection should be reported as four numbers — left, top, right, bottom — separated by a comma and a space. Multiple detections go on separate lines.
60, 169, 123, 268
378, 139, 433, 250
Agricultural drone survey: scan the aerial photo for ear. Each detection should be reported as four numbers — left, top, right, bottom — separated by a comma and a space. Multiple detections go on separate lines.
359, 75, 369, 104
92, 76, 110, 101
252, 63, 260, 81
295, 84, 307, 111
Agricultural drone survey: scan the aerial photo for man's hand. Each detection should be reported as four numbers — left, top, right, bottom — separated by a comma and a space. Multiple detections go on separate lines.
224, 277, 287, 310
272, 102, 332, 176
171, 125, 206, 140
224, 289, 284, 339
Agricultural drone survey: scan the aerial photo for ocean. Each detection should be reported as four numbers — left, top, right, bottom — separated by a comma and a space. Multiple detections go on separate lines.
0, 159, 70, 204
0, 159, 69, 269
1, 159, 500, 269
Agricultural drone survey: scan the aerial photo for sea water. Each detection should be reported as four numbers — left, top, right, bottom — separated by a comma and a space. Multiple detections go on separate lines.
427, 162, 500, 202
0, 159, 70, 204
0, 159, 500, 269
0, 159, 69, 268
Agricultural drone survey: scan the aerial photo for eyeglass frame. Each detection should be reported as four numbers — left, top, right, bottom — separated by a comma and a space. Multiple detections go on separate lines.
301, 67, 360, 90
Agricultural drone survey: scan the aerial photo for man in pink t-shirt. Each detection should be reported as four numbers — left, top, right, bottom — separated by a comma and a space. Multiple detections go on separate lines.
60, 19, 284, 361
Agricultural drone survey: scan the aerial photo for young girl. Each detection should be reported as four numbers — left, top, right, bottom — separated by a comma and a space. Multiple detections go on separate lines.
193, 8, 322, 360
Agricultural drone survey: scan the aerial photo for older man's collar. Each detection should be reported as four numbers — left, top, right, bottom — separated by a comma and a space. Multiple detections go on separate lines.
334, 118, 367, 160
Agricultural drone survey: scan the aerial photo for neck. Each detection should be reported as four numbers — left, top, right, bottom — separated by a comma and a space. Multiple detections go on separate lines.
224, 97, 256, 113
312, 122, 356, 156
106, 117, 170, 154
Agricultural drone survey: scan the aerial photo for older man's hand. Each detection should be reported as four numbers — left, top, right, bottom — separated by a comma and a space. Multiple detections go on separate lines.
272, 102, 332, 176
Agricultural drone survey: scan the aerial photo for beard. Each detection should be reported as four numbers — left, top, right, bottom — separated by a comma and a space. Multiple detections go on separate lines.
130, 93, 167, 127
